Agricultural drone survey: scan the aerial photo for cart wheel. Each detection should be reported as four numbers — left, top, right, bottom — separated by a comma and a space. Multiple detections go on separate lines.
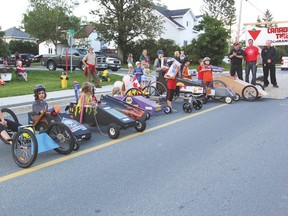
84, 134, 92, 140
255, 83, 265, 90
46, 122, 75, 155
1, 108, 19, 123
163, 106, 172, 114
242, 85, 258, 101
73, 140, 80, 151
225, 96, 233, 104
107, 123, 120, 139
145, 112, 151, 121
193, 99, 203, 110
135, 118, 146, 132
234, 93, 241, 101
12, 128, 38, 168
182, 103, 193, 113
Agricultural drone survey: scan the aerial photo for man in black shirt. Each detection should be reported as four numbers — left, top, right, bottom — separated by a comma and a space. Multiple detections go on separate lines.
261, 40, 278, 88
228, 42, 245, 80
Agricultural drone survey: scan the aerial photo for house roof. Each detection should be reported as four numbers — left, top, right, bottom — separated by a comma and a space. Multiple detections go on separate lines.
4, 27, 33, 39
155, 6, 191, 29
74, 23, 96, 39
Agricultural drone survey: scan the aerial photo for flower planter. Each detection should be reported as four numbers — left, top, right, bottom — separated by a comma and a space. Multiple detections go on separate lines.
0, 73, 12, 81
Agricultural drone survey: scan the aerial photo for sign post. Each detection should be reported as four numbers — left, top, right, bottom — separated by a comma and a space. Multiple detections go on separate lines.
68, 29, 75, 73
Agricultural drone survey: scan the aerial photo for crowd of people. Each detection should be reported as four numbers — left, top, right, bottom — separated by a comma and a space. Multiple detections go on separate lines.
0, 39, 280, 143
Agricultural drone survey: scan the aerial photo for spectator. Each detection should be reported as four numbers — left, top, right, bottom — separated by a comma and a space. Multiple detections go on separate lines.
82, 47, 101, 88
244, 39, 260, 85
133, 61, 143, 84
127, 53, 134, 74
154, 49, 167, 93
228, 42, 244, 80
164, 60, 181, 113
197, 58, 204, 85
16, 61, 28, 81
139, 49, 150, 67
261, 40, 278, 88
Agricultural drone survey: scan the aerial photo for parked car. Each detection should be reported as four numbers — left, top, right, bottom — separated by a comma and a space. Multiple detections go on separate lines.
41, 48, 108, 71
22, 53, 35, 63
5, 54, 32, 67
95, 51, 121, 71
281, 56, 288, 71
34, 54, 43, 62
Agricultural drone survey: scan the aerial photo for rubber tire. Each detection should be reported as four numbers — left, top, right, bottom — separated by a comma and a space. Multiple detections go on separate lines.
234, 93, 241, 101
182, 103, 193, 113
1, 108, 19, 123
193, 100, 203, 110
107, 123, 120, 139
73, 140, 80, 151
225, 96, 233, 104
81, 63, 85, 71
12, 129, 38, 168
135, 118, 146, 132
242, 85, 259, 101
46, 122, 75, 155
163, 106, 172, 114
47, 60, 56, 71
145, 112, 151, 121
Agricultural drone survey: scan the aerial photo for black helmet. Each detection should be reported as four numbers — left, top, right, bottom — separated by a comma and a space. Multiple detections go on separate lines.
34, 84, 46, 94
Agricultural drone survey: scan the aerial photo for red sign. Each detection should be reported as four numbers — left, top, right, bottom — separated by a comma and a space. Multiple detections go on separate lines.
248, 29, 261, 40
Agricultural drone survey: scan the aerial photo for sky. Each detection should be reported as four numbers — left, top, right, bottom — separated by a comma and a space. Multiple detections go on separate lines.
1, 0, 287, 34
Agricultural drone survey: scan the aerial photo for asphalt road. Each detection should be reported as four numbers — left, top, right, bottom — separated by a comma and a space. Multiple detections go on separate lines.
1, 97, 288, 216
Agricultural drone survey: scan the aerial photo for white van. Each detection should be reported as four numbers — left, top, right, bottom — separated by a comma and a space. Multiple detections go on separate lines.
281, 56, 288, 70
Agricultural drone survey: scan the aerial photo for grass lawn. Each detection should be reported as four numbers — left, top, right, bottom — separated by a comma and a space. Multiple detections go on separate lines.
0, 70, 123, 98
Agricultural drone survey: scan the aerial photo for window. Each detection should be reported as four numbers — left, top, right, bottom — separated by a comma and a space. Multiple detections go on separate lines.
186, 21, 191, 27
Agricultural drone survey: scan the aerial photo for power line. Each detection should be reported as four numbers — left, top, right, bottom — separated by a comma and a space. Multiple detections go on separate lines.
245, 0, 265, 15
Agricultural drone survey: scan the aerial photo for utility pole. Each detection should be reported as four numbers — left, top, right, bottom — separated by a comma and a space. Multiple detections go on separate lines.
236, 0, 243, 42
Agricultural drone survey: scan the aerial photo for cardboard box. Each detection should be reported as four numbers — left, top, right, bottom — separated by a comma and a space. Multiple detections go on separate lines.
0, 73, 12, 82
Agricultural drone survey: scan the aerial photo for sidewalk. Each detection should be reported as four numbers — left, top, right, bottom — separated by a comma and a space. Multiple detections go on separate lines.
0, 85, 114, 108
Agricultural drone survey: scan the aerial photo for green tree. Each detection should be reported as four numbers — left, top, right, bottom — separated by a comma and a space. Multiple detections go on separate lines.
255, 9, 276, 28
23, 0, 81, 53
189, 16, 229, 65
9, 40, 38, 54
202, 0, 236, 27
0, 30, 10, 57
88, 0, 163, 61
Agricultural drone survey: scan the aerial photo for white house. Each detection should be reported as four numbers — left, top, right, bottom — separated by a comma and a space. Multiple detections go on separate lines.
154, 6, 201, 47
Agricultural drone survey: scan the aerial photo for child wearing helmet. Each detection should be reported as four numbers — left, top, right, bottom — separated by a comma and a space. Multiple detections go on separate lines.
32, 84, 49, 114
200, 57, 213, 86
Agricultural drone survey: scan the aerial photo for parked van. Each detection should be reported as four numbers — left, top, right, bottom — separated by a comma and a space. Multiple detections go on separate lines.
281, 56, 288, 70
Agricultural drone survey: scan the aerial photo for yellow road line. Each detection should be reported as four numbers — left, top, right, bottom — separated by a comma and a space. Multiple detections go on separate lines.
0, 104, 227, 183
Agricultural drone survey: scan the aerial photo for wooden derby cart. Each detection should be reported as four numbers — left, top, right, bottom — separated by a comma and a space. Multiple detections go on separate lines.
214, 76, 268, 101
0, 108, 75, 168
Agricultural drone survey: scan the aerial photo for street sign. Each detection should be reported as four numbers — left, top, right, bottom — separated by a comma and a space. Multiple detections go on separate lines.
68, 29, 75, 37
68, 36, 74, 46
